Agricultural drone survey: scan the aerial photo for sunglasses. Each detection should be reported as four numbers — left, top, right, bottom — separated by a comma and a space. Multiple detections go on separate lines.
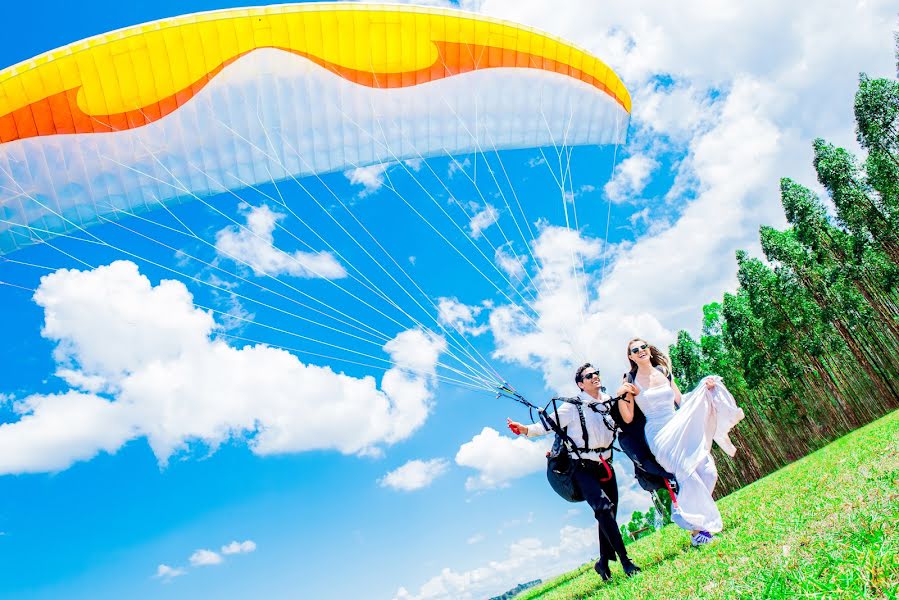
629, 343, 649, 355
581, 371, 601, 381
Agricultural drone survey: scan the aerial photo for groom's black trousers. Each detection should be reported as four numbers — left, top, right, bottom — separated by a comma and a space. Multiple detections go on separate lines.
572, 459, 628, 562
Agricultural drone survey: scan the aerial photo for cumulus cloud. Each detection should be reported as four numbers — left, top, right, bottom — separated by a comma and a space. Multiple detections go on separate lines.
436, 298, 488, 337
189, 549, 223, 567
454, 427, 551, 491
494, 244, 527, 281
215, 204, 346, 279
0, 261, 445, 474
404, 158, 424, 172
488, 226, 610, 393
0, 392, 136, 474
155, 539, 257, 582
448, 157, 471, 178
460, 0, 896, 367
221, 540, 257, 555
468, 204, 500, 240
393, 525, 596, 600
346, 163, 389, 196
155, 564, 186, 581
379, 458, 450, 491
54, 369, 109, 394
603, 154, 659, 204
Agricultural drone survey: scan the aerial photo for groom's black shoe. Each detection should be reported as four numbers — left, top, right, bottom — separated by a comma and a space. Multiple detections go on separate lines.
594, 558, 612, 581
621, 557, 642, 577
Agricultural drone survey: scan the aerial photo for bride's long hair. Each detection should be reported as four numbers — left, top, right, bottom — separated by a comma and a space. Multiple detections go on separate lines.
626, 337, 672, 378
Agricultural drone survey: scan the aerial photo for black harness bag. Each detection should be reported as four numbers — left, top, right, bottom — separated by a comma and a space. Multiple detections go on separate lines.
542, 398, 609, 503
545, 429, 584, 503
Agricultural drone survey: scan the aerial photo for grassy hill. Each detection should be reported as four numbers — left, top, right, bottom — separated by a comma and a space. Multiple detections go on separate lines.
517, 410, 899, 599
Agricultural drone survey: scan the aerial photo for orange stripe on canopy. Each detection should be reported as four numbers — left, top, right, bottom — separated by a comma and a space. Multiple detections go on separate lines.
0, 4, 630, 144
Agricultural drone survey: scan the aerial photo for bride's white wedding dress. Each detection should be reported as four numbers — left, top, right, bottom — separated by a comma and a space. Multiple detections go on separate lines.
635, 375, 745, 533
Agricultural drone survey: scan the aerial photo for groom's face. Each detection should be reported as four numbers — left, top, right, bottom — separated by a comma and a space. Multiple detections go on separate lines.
578, 368, 602, 393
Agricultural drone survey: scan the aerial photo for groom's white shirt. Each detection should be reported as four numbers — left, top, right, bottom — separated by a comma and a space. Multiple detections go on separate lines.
525, 393, 615, 461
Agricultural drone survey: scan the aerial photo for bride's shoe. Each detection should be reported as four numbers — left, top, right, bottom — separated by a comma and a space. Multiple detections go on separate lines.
690, 531, 714, 547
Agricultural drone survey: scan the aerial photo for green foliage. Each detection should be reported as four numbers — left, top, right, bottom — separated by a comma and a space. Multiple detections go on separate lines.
623, 509, 659, 542
515, 411, 899, 600
667, 59, 899, 497
668, 330, 703, 390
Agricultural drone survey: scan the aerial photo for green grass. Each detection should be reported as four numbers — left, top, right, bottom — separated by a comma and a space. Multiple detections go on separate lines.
516, 409, 899, 600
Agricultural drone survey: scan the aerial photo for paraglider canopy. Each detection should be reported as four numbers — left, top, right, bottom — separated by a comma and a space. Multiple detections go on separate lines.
0, 2, 630, 254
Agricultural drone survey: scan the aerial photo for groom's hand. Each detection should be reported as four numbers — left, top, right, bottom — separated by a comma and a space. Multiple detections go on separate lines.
507, 418, 527, 435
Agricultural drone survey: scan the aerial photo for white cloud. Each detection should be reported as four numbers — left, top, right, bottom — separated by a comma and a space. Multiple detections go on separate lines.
155, 564, 186, 581
189, 549, 223, 567
448, 157, 471, 178
466, 533, 485, 545
404, 158, 424, 172
628, 207, 651, 228
488, 226, 608, 393
0, 261, 446, 474
54, 369, 109, 394
461, 0, 897, 376
0, 392, 135, 473
436, 298, 487, 337
603, 154, 659, 204
157, 539, 256, 580
468, 204, 499, 240
346, 163, 389, 196
379, 458, 450, 491
221, 540, 257, 555
394, 525, 596, 600
215, 204, 346, 279
494, 244, 527, 281
454, 427, 551, 491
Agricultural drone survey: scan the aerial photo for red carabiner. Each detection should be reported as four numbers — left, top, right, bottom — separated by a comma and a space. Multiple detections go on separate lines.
598, 455, 613, 482
663, 478, 679, 507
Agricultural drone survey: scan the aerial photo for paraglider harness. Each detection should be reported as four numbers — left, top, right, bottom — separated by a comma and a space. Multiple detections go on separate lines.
497, 383, 620, 503
499, 377, 680, 512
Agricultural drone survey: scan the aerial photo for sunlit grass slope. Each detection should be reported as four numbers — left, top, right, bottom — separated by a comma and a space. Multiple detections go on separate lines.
517, 410, 899, 600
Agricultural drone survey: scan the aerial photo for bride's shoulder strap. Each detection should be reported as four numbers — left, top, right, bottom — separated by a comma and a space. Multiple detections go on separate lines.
654, 365, 673, 382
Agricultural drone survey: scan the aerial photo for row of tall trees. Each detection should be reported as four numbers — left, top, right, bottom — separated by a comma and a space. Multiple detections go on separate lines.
668, 46, 899, 496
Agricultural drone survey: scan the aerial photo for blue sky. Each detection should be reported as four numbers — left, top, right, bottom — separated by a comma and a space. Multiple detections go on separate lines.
1, 1, 896, 599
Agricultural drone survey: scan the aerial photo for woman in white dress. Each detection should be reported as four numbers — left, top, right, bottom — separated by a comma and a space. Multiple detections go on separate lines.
616, 338, 744, 546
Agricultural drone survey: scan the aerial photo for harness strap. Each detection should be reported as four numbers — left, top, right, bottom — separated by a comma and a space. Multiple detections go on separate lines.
539, 399, 583, 461
574, 402, 589, 452
570, 399, 615, 482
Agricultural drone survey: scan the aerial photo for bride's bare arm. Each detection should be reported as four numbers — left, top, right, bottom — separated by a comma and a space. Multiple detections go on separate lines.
615, 381, 638, 423
672, 379, 682, 407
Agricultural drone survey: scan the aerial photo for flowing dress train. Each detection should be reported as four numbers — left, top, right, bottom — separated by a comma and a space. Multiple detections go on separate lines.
635, 376, 744, 533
